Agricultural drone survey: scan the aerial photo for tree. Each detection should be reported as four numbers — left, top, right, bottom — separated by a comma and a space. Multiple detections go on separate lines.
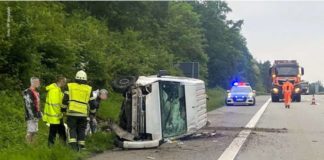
0, 1, 269, 92
64, 2, 208, 79
0, 2, 111, 89
258, 61, 272, 92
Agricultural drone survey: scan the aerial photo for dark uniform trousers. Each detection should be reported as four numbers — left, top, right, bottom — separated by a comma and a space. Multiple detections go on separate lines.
67, 116, 87, 150
48, 120, 66, 146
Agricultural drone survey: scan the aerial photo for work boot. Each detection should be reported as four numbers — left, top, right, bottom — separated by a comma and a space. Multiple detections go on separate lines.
69, 142, 79, 151
78, 144, 86, 152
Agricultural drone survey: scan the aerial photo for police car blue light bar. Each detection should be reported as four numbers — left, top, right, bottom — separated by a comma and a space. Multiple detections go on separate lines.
233, 82, 250, 86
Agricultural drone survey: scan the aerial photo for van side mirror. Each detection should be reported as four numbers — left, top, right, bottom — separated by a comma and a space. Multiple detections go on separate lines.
253, 90, 256, 94
301, 67, 304, 75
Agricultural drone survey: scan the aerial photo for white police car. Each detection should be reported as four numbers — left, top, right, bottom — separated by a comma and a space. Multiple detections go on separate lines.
225, 82, 256, 106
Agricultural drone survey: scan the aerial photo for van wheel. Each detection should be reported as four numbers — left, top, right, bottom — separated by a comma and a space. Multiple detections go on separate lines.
112, 76, 137, 93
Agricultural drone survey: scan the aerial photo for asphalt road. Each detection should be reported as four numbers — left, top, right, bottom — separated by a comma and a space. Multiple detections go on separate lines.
236, 95, 324, 160
89, 95, 323, 160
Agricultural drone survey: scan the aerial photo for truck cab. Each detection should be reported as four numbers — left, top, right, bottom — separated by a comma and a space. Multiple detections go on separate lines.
112, 75, 207, 149
269, 60, 304, 102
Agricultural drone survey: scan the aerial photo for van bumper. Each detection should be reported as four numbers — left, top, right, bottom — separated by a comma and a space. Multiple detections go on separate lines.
116, 139, 162, 149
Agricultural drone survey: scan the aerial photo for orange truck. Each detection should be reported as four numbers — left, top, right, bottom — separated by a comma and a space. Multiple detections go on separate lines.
269, 60, 304, 102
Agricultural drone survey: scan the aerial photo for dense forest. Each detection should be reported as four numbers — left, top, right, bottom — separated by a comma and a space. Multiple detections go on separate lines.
0, 1, 271, 91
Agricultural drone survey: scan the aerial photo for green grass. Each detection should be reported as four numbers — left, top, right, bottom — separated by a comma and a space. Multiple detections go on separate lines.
96, 92, 123, 122
86, 132, 116, 153
207, 88, 226, 111
0, 144, 84, 160
0, 90, 123, 160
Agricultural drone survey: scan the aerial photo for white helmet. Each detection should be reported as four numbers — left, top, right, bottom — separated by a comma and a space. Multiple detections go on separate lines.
75, 70, 87, 81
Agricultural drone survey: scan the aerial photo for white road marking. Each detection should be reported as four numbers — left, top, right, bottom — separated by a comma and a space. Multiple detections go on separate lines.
217, 98, 271, 160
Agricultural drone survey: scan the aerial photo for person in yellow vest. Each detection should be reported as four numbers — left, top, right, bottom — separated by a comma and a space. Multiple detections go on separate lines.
43, 76, 67, 146
62, 70, 92, 151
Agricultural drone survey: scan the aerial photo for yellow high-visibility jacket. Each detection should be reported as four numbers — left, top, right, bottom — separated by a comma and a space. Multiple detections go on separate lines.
43, 83, 64, 124
66, 83, 92, 117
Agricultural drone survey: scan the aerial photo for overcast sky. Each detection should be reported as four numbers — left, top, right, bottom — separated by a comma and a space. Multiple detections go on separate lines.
226, 1, 324, 82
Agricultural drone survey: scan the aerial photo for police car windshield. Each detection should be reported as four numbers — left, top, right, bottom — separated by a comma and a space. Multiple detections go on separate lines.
231, 87, 252, 93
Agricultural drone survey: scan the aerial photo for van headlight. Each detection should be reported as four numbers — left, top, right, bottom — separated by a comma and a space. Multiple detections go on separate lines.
227, 93, 231, 98
248, 93, 253, 98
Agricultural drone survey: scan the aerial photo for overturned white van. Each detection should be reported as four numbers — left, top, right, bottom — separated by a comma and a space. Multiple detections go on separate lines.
111, 74, 207, 149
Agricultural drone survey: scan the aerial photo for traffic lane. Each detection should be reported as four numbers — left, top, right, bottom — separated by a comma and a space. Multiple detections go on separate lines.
236, 95, 324, 160
89, 96, 270, 160
208, 96, 269, 128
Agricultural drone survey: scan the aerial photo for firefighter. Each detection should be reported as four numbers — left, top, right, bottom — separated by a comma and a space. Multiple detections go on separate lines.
63, 70, 92, 151
88, 89, 108, 134
43, 76, 67, 146
282, 79, 294, 109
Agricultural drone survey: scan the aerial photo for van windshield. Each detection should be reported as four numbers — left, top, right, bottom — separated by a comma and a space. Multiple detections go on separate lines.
159, 81, 187, 138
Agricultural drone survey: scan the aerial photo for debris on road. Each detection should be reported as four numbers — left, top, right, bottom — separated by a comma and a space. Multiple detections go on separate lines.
146, 156, 155, 160
177, 141, 184, 145
210, 132, 217, 136
165, 139, 175, 144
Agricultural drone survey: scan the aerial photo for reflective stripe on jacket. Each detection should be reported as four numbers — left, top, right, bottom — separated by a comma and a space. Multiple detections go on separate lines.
43, 83, 64, 124
67, 83, 92, 117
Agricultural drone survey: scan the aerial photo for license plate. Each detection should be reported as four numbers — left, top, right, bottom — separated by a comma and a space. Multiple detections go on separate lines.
236, 98, 244, 101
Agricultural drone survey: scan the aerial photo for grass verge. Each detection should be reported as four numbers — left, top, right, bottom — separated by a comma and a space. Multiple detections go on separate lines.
0, 90, 123, 160
96, 92, 123, 122
207, 87, 226, 111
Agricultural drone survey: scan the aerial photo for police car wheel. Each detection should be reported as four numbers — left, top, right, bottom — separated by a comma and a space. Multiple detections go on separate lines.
252, 98, 256, 106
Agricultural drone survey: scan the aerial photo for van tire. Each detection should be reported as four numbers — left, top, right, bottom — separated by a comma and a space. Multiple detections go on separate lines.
112, 76, 137, 93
